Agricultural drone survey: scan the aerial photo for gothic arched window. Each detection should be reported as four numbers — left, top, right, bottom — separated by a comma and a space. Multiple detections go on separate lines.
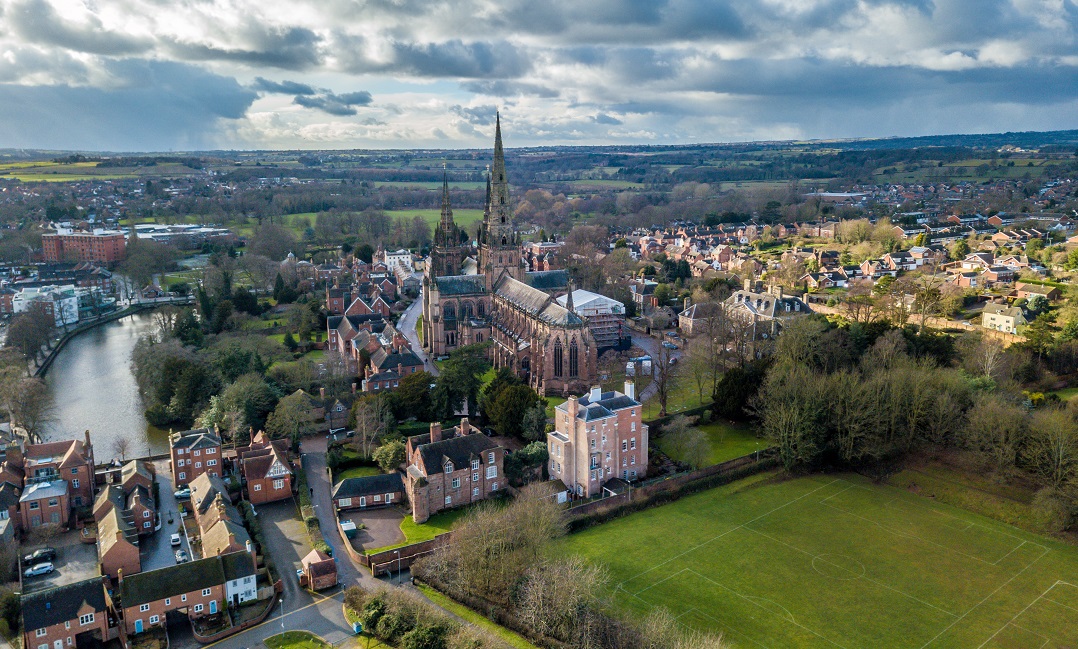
569, 339, 579, 378
477, 301, 486, 318
443, 303, 456, 321
553, 340, 563, 377
462, 302, 474, 320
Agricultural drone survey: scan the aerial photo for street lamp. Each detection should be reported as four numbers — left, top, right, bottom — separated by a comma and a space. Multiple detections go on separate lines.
393, 550, 400, 585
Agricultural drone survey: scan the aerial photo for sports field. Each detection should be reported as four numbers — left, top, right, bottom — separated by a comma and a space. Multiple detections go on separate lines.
561, 472, 1078, 649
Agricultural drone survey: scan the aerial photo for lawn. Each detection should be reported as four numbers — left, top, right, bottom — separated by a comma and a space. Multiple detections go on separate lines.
417, 584, 540, 649
336, 466, 382, 480
658, 419, 763, 466
263, 631, 331, 649
1049, 387, 1078, 402
559, 471, 1078, 649
368, 507, 470, 554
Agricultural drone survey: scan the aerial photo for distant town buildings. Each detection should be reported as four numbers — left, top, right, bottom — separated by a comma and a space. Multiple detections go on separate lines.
42, 227, 127, 265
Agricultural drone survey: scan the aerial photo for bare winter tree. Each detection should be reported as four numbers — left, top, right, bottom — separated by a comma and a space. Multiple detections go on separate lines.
112, 437, 131, 462
653, 343, 678, 418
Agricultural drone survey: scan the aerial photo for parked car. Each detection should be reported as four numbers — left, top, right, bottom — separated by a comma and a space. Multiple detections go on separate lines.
23, 547, 56, 564
24, 562, 54, 578
665, 331, 680, 338
170, 533, 182, 547
296, 568, 305, 581
174, 487, 191, 500
174, 549, 190, 564
661, 341, 678, 350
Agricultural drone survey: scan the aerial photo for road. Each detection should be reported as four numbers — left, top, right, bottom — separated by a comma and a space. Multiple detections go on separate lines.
140, 460, 193, 571
398, 287, 438, 375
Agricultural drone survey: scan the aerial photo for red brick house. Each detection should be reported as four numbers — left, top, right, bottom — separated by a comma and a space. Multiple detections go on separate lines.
238, 431, 292, 504
170, 428, 222, 486
332, 473, 405, 511
118, 557, 227, 635
19, 480, 70, 530
23, 433, 95, 507
404, 419, 505, 523
22, 577, 115, 649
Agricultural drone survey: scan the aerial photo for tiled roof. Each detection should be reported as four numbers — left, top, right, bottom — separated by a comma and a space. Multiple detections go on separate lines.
22, 577, 107, 631
119, 554, 226, 606
333, 473, 404, 500
524, 269, 569, 291
170, 428, 222, 450
414, 434, 500, 476
371, 348, 423, 371
494, 276, 584, 327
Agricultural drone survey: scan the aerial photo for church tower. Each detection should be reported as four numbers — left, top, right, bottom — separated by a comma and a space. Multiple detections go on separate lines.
480, 113, 522, 285
429, 166, 463, 277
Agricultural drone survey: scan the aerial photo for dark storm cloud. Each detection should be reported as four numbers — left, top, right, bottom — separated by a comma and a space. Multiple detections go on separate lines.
0, 59, 256, 150
252, 77, 316, 95
461, 80, 559, 98
293, 90, 373, 116
164, 26, 322, 70
450, 104, 498, 125
8, 0, 150, 55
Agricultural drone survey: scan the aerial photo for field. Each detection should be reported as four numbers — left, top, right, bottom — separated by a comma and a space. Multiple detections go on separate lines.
659, 420, 763, 467
561, 472, 1078, 649
385, 208, 485, 232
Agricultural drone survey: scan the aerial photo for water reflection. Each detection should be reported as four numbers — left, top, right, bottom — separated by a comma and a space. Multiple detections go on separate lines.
43, 312, 170, 457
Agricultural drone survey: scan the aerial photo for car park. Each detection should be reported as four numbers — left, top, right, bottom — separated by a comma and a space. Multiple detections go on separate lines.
174, 549, 190, 563
23, 547, 57, 564
24, 562, 54, 578
170, 533, 182, 547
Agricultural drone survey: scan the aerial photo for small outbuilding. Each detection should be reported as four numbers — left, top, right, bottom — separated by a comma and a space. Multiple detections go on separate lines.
332, 473, 405, 511
301, 549, 337, 591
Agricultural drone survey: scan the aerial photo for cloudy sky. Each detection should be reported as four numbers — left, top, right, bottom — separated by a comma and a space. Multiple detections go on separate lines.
0, 0, 1076, 151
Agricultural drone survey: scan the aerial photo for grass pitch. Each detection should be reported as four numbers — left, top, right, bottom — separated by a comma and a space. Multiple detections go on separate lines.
561, 472, 1078, 649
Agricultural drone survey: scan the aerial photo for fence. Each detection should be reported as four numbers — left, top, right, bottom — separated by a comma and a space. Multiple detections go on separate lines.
335, 515, 452, 576
565, 450, 779, 526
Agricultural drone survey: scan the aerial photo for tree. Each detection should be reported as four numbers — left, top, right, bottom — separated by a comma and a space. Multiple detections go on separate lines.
5, 302, 55, 366
265, 391, 317, 445
950, 238, 970, 259
390, 370, 435, 422
351, 396, 390, 457
5, 377, 54, 442
112, 437, 131, 462
248, 223, 297, 260
653, 343, 678, 417
372, 440, 406, 473
520, 403, 548, 442
661, 416, 709, 468
489, 385, 543, 439
433, 344, 490, 418
1025, 409, 1078, 489
963, 394, 1027, 475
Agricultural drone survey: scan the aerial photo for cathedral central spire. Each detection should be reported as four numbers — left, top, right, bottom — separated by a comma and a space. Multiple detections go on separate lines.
439, 162, 453, 235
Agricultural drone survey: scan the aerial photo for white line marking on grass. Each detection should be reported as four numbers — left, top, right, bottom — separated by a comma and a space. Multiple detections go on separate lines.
614, 478, 842, 591
743, 524, 959, 618
633, 568, 689, 596
919, 546, 1050, 649
688, 569, 850, 649
678, 607, 772, 649
1043, 597, 1078, 614
1008, 622, 1051, 649
975, 580, 1062, 649
992, 540, 1026, 566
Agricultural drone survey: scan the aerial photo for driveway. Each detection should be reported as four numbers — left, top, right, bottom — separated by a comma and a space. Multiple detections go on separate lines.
630, 332, 681, 403
20, 530, 99, 594
256, 499, 314, 607
140, 459, 192, 571
339, 509, 404, 552
300, 437, 382, 590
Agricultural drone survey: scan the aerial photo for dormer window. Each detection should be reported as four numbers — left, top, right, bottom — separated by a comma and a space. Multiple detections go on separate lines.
444, 461, 454, 474
471, 459, 480, 470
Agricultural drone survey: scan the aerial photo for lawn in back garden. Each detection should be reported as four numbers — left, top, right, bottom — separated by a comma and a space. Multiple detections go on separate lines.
658, 419, 765, 467
558, 471, 1078, 649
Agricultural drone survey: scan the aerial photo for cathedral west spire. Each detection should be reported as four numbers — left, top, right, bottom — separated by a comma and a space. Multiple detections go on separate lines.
439, 163, 454, 239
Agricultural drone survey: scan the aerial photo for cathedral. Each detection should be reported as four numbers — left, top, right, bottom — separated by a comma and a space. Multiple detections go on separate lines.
421, 115, 598, 396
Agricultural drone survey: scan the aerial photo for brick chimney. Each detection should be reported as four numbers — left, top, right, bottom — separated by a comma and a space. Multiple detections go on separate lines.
351, 382, 357, 394
364, 366, 372, 379
430, 422, 442, 444
460, 418, 470, 435
319, 387, 325, 399
567, 395, 579, 422
397, 363, 403, 375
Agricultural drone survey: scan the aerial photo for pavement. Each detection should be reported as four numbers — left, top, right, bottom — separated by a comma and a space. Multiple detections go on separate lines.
140, 460, 193, 571
398, 290, 438, 376
20, 529, 100, 594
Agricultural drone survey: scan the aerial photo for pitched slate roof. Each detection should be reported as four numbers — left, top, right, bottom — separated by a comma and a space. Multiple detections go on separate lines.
332, 473, 404, 500
414, 433, 500, 475
20, 480, 67, 502
201, 518, 251, 558
525, 269, 569, 291
190, 472, 231, 518
494, 276, 585, 327
121, 460, 154, 490
220, 550, 256, 582
119, 555, 226, 606
22, 577, 107, 631
435, 275, 486, 296
370, 348, 423, 371
0, 481, 19, 509
170, 428, 222, 450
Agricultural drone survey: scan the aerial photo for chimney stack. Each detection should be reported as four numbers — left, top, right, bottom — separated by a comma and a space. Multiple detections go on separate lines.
624, 381, 635, 400
319, 387, 325, 399
364, 366, 372, 379
351, 382, 357, 394
430, 422, 442, 444
743, 277, 752, 291
567, 395, 579, 422
460, 418, 470, 435
684, 297, 691, 311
